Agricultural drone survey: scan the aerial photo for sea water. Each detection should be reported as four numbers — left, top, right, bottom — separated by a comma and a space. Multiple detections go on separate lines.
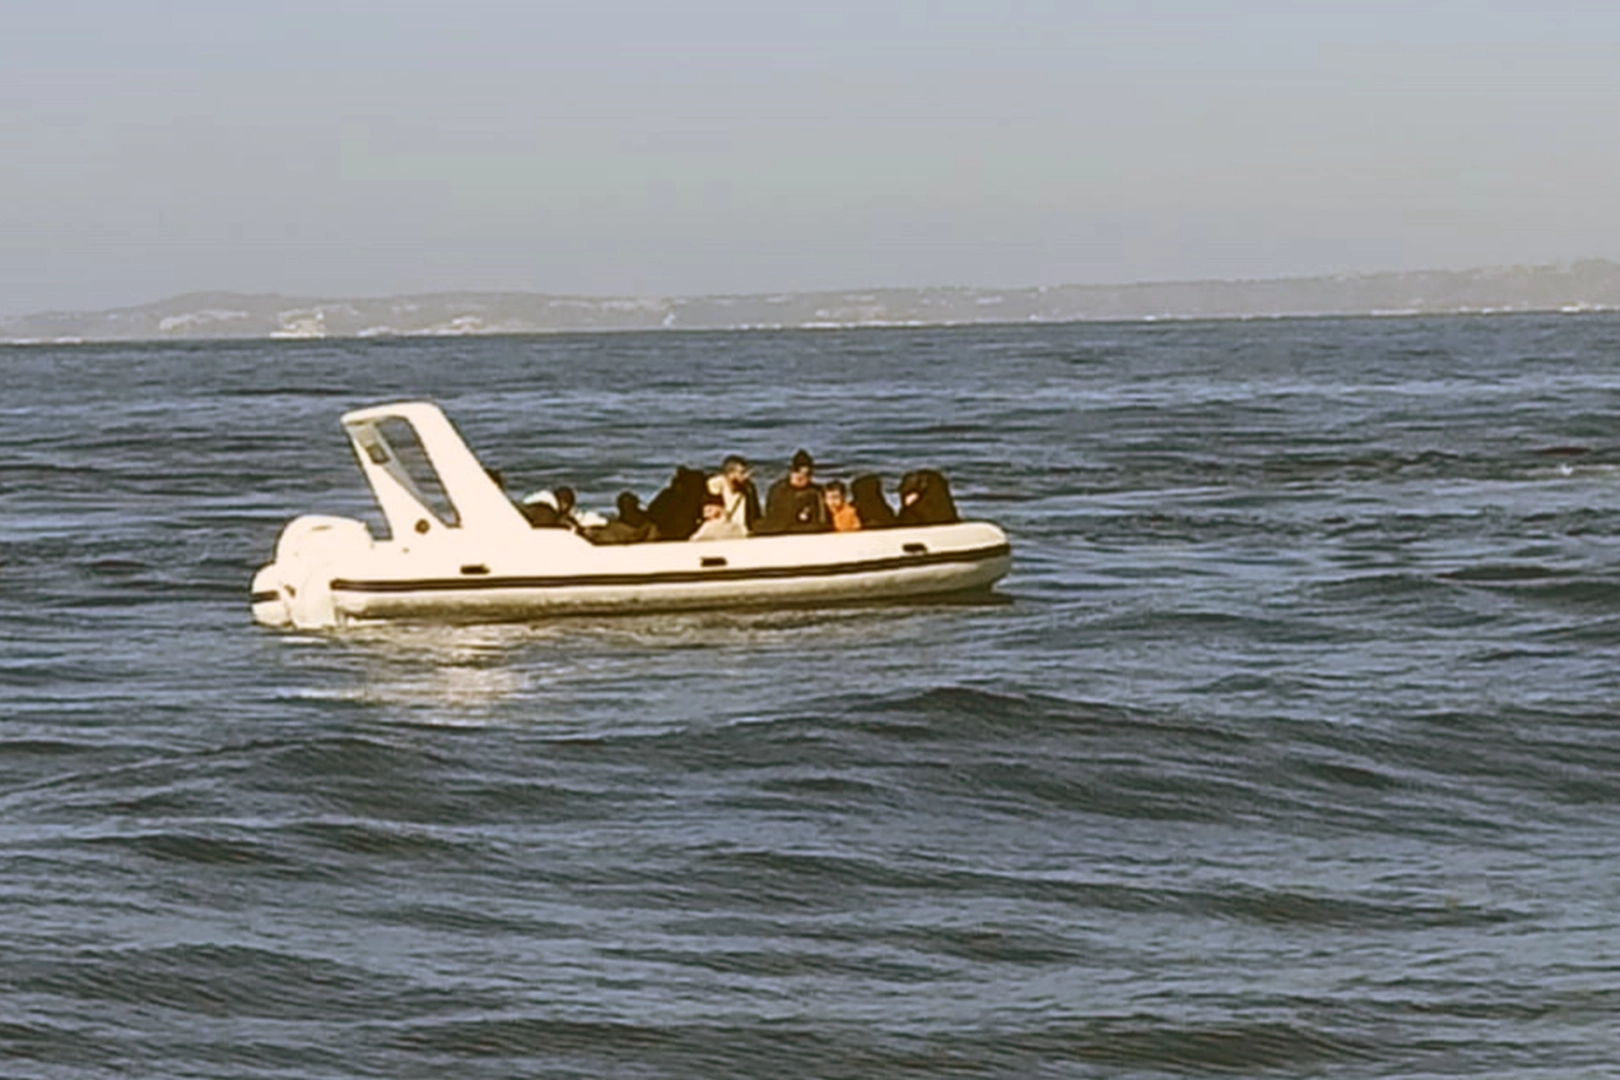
3, 315, 1620, 1077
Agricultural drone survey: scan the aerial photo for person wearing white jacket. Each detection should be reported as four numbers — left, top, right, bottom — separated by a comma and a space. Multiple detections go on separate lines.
704, 454, 761, 534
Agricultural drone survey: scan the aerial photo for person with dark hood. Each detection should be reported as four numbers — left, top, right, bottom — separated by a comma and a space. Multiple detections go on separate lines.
896, 469, 959, 526
756, 449, 830, 534
586, 491, 655, 544
646, 465, 709, 541
849, 474, 898, 529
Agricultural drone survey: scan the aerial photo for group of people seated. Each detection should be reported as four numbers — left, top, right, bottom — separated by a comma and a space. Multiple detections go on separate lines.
507, 449, 959, 544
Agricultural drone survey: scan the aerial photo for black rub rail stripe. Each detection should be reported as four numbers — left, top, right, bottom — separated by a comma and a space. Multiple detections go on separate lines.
331, 542, 1011, 594
250, 590, 280, 604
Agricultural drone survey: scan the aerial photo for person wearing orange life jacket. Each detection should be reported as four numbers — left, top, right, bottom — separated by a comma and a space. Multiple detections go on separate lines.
823, 479, 861, 532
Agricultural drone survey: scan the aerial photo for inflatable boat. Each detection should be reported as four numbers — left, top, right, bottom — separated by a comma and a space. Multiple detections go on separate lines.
250, 402, 1013, 629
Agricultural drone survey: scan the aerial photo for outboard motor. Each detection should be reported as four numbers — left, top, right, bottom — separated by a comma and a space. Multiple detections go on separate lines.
250, 515, 375, 629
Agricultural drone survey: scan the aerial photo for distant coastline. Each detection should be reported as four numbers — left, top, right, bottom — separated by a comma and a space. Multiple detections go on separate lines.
6, 259, 1620, 344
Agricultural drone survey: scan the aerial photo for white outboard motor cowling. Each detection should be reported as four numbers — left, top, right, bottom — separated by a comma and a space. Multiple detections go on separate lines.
250, 515, 375, 630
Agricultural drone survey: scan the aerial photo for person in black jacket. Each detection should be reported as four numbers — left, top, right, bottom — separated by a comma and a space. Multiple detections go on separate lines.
756, 449, 830, 534
896, 469, 959, 526
646, 466, 709, 541
586, 491, 655, 544
849, 474, 898, 529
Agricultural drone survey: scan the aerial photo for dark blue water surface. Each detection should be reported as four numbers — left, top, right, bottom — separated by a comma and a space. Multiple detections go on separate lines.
3, 315, 1620, 1078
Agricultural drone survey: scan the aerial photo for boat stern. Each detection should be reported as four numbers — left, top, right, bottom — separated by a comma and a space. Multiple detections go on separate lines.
250, 514, 376, 630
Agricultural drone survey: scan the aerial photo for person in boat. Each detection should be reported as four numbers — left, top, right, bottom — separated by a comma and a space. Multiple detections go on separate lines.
849, 474, 898, 529
585, 491, 655, 544
705, 454, 761, 535
756, 449, 830, 534
521, 485, 584, 530
823, 479, 861, 532
571, 492, 609, 530
689, 491, 747, 541
519, 487, 563, 527
896, 469, 959, 526
646, 465, 709, 541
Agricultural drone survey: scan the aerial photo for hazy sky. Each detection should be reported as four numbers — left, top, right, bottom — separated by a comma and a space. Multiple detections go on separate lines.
4, 1, 1618, 314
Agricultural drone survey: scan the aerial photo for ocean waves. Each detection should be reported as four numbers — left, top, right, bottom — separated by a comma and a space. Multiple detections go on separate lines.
4, 316, 1620, 1075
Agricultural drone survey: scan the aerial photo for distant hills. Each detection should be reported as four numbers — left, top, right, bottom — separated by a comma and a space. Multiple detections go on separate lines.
6, 260, 1620, 344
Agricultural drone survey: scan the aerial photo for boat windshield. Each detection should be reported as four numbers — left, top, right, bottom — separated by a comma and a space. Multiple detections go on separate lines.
368, 416, 461, 527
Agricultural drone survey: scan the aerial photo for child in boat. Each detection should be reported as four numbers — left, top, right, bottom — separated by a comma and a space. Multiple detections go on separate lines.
823, 479, 861, 532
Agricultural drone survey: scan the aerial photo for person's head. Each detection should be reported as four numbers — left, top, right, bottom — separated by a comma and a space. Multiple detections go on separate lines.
823, 479, 847, 511
674, 465, 707, 498
789, 449, 814, 488
555, 486, 576, 513
616, 491, 641, 516
722, 454, 752, 488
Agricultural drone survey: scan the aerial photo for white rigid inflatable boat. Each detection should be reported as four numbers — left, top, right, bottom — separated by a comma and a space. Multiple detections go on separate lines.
251, 402, 1013, 630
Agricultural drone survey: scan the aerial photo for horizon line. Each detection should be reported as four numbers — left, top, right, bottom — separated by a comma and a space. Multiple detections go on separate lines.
12, 256, 1620, 319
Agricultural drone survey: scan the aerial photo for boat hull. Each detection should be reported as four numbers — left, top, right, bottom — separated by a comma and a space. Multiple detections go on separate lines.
253, 520, 1011, 629
334, 542, 1009, 622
